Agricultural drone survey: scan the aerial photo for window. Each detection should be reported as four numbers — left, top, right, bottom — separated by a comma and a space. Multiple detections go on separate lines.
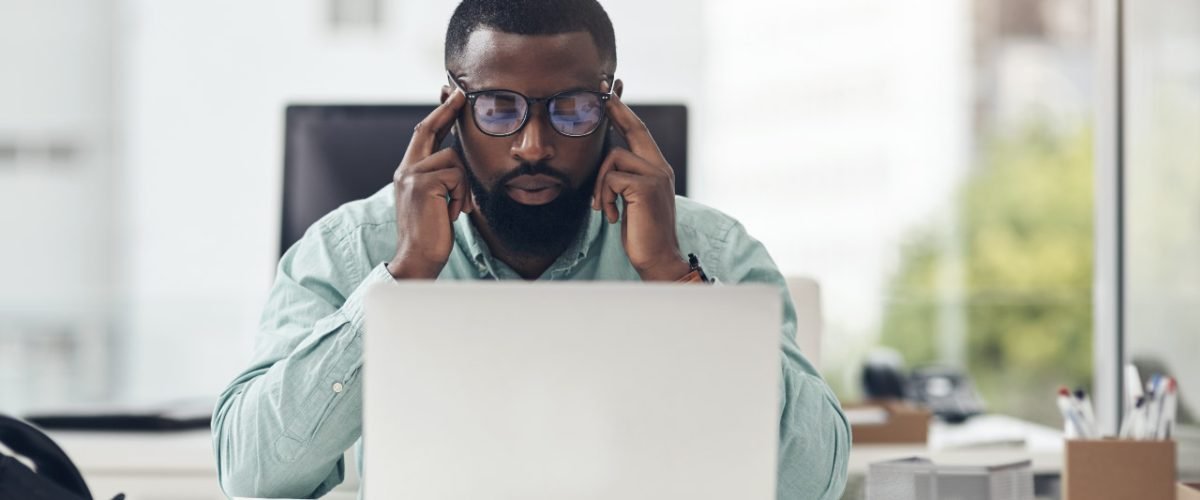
699, 0, 1094, 425
1124, 0, 1200, 430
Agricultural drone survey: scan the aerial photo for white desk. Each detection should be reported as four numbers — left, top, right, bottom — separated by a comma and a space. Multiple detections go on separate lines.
49, 417, 1059, 499
49, 417, 1057, 499
43, 418, 1199, 500
47, 430, 360, 500
849, 414, 1066, 476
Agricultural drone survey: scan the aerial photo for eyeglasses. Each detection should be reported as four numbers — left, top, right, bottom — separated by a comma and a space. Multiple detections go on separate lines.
447, 71, 614, 137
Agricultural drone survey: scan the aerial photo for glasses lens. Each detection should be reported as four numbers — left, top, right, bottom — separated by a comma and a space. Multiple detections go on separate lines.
473, 91, 527, 135
549, 92, 604, 136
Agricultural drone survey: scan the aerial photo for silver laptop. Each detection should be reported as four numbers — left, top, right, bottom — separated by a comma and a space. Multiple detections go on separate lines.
363, 282, 781, 500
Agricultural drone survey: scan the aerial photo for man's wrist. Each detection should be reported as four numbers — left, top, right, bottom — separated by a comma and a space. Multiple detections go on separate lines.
385, 260, 408, 280
636, 256, 692, 282
386, 258, 441, 280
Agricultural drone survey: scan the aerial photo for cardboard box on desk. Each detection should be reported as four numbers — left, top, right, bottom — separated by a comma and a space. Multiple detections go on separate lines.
1063, 439, 1176, 500
846, 401, 932, 444
1179, 482, 1200, 500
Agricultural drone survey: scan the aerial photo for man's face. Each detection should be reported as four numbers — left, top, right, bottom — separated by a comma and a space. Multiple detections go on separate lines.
443, 29, 616, 256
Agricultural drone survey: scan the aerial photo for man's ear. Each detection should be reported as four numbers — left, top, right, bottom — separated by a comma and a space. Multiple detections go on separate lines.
440, 85, 452, 104
613, 78, 624, 98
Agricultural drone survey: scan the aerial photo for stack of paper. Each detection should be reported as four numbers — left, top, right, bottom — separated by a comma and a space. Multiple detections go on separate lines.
866, 457, 1034, 500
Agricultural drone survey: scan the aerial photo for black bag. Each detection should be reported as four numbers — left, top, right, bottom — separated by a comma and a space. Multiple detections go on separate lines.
0, 414, 122, 500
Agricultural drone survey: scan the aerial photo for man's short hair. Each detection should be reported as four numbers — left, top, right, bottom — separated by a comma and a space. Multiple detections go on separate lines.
444, 0, 617, 73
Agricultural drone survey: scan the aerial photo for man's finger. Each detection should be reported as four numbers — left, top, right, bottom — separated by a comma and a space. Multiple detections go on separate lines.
451, 165, 473, 219
600, 171, 648, 224
605, 89, 665, 162
600, 171, 621, 224
431, 166, 469, 221
591, 148, 637, 210
608, 147, 661, 176
408, 145, 464, 174
406, 88, 467, 160
597, 151, 646, 224
448, 178, 469, 221
447, 193, 463, 221
592, 149, 620, 212
593, 147, 666, 212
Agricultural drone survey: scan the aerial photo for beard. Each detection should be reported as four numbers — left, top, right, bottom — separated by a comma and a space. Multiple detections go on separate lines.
450, 133, 608, 257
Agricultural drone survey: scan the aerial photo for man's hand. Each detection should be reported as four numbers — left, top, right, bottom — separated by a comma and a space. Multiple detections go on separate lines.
386, 89, 474, 280
593, 85, 691, 282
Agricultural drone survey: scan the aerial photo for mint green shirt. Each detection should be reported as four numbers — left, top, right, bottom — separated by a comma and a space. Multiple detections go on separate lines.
212, 185, 849, 499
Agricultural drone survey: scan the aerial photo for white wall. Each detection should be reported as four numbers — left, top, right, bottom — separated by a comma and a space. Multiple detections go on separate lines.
0, 0, 117, 412
114, 0, 704, 402
0, 0, 114, 313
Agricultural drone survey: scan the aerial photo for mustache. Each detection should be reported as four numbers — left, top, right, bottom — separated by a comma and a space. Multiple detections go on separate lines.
496, 162, 572, 188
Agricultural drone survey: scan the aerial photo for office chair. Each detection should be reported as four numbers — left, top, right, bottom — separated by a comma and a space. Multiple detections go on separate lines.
786, 276, 824, 367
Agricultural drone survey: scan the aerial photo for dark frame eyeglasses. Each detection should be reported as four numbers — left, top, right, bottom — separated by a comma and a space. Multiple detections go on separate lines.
446, 71, 614, 138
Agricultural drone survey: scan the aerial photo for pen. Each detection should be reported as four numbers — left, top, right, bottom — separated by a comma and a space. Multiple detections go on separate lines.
1074, 388, 1097, 439
1058, 387, 1089, 439
1119, 396, 1145, 439
1156, 377, 1177, 440
1144, 376, 1162, 439
1124, 364, 1143, 416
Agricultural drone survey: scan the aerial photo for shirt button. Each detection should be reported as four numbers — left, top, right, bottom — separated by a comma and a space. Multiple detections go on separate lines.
332, 382, 344, 393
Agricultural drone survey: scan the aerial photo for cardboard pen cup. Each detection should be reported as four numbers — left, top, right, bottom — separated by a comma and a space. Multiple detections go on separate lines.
1062, 439, 1176, 500
845, 401, 931, 444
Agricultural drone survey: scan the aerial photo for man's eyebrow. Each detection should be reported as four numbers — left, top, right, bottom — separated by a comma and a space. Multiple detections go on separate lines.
558, 73, 612, 92
556, 84, 598, 93
449, 72, 471, 90
461, 79, 601, 95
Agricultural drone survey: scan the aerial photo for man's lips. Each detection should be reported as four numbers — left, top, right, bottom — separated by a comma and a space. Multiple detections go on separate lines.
505, 174, 563, 191
505, 174, 564, 206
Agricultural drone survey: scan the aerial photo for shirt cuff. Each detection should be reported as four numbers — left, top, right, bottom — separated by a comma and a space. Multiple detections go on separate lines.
339, 262, 400, 337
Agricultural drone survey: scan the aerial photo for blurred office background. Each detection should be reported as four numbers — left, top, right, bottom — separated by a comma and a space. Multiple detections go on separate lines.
0, 0, 1195, 445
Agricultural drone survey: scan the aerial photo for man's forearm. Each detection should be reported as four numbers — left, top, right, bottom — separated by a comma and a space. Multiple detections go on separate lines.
213, 349, 361, 498
212, 264, 395, 498
775, 360, 851, 500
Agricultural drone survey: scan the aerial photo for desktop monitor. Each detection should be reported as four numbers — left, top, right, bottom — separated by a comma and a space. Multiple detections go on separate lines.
280, 104, 688, 256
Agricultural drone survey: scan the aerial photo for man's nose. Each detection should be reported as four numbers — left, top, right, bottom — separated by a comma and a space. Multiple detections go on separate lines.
511, 106, 556, 164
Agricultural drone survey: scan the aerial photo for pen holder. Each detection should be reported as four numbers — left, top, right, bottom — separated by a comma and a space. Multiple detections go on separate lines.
846, 401, 931, 444
1062, 439, 1175, 500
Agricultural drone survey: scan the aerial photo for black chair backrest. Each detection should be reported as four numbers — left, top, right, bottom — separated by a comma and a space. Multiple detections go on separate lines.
280, 104, 688, 256
0, 415, 92, 500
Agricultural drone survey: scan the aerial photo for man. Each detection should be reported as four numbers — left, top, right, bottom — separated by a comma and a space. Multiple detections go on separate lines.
212, 0, 850, 498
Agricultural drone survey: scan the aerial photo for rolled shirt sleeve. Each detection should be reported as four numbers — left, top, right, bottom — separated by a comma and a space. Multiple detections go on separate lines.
706, 219, 850, 500
212, 217, 395, 499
